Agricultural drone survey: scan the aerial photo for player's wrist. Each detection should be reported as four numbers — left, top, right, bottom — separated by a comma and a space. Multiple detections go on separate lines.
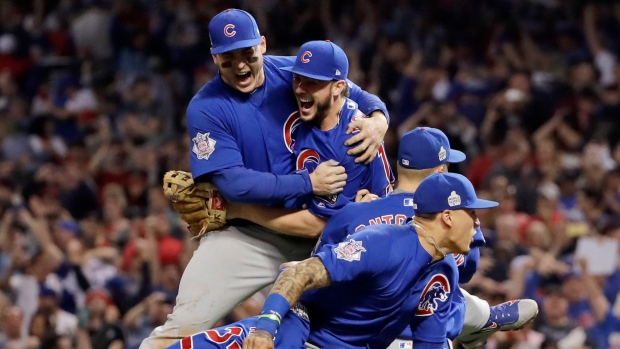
369, 110, 389, 125
256, 293, 291, 337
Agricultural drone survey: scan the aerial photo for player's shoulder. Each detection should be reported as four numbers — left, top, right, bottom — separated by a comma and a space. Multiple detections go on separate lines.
352, 224, 411, 244
264, 55, 295, 68
263, 55, 296, 82
340, 98, 364, 123
187, 78, 232, 116
332, 200, 366, 217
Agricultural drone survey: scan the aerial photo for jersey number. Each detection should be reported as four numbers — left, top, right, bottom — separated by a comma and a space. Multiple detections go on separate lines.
191, 326, 245, 349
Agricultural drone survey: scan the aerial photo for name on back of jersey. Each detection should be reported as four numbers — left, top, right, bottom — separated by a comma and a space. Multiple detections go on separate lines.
354, 214, 408, 232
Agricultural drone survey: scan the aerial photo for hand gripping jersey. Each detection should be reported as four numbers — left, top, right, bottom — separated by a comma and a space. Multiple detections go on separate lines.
292, 98, 394, 218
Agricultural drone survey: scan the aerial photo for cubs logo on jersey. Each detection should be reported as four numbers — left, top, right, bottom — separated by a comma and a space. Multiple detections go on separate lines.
283, 112, 301, 153
296, 149, 337, 205
296, 149, 320, 173
415, 274, 451, 316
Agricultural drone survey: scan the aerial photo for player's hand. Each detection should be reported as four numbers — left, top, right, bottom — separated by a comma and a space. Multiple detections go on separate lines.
242, 330, 274, 349
345, 111, 388, 164
355, 189, 379, 202
310, 160, 347, 196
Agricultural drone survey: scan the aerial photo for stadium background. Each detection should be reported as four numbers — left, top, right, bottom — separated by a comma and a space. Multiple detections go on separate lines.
0, 0, 619, 348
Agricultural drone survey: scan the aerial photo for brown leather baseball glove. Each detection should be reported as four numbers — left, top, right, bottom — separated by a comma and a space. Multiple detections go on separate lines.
162, 170, 227, 238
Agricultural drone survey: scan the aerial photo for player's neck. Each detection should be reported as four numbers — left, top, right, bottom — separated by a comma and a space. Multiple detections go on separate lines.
412, 219, 447, 262
394, 179, 421, 193
319, 97, 345, 131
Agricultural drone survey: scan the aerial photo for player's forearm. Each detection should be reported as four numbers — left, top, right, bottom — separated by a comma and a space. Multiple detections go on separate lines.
255, 257, 331, 338
271, 256, 331, 303
210, 166, 313, 204
231, 204, 326, 238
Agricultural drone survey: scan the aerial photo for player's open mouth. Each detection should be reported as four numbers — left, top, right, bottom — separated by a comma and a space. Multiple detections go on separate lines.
235, 72, 252, 84
298, 97, 314, 112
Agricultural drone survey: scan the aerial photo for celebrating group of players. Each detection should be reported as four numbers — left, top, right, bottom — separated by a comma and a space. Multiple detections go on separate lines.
138, 8, 539, 349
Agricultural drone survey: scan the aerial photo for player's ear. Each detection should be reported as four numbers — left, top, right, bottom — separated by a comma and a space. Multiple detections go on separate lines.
259, 36, 267, 54
441, 210, 453, 228
333, 80, 346, 96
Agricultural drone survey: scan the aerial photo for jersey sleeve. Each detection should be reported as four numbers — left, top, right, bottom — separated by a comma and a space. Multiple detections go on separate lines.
187, 99, 244, 178
314, 230, 386, 284
409, 261, 458, 344
346, 79, 390, 123
457, 247, 480, 284
471, 226, 486, 247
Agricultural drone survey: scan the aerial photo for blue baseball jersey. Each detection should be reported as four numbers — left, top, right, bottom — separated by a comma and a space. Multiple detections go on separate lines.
404, 258, 465, 345
186, 55, 388, 206
315, 189, 481, 343
299, 224, 437, 348
292, 98, 393, 218
316, 190, 483, 282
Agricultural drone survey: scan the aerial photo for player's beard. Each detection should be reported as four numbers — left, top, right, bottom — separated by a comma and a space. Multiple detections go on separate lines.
308, 96, 333, 128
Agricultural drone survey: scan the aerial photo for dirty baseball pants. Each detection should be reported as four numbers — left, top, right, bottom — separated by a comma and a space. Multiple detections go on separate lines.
139, 225, 316, 349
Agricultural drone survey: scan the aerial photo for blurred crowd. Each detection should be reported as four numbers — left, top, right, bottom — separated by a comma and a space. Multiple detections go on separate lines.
0, 0, 619, 348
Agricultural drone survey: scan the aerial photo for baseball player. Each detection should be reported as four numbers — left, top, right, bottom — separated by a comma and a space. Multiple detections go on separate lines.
316, 127, 539, 348
223, 40, 393, 232
165, 173, 499, 349
140, 9, 390, 349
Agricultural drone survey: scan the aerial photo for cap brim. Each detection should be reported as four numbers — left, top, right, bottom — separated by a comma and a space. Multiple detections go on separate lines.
465, 198, 499, 209
447, 149, 466, 163
211, 38, 262, 54
280, 66, 334, 81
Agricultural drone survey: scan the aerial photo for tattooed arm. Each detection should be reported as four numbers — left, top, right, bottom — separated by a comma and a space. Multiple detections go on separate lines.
242, 257, 331, 349
271, 257, 331, 303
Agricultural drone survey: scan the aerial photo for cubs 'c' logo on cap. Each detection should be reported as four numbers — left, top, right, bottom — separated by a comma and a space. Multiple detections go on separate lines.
224, 24, 236, 37
283, 112, 301, 153
301, 51, 312, 63
416, 274, 451, 316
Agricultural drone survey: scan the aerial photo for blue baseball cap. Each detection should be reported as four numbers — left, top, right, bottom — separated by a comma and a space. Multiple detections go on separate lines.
413, 173, 498, 214
398, 127, 466, 169
209, 9, 262, 54
281, 40, 348, 81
